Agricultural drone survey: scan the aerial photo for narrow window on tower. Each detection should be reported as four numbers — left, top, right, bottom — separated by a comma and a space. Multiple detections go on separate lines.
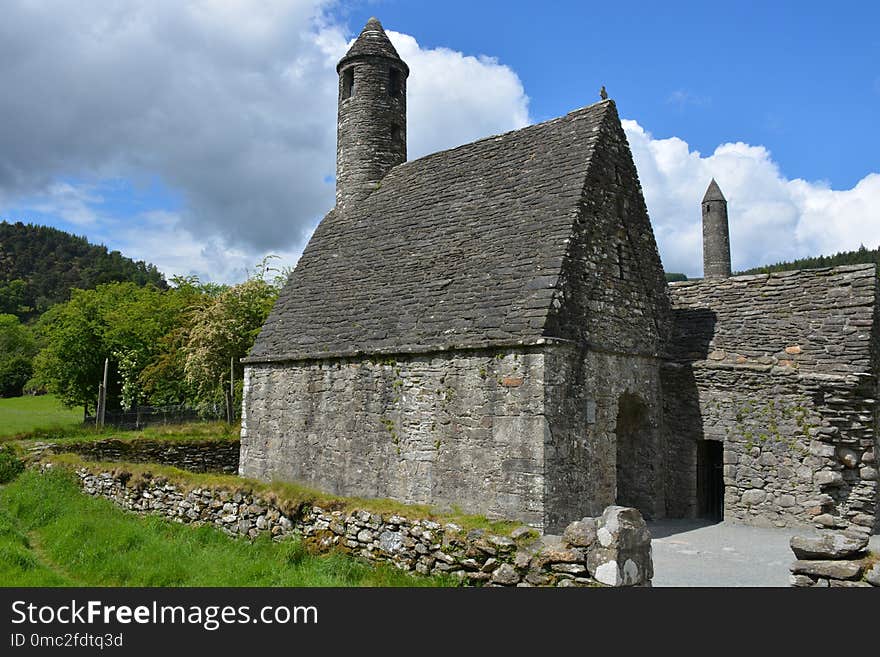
342, 68, 355, 99
617, 244, 625, 280
391, 123, 402, 143
389, 67, 401, 98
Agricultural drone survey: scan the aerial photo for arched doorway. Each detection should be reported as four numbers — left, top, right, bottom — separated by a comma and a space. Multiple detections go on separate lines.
615, 392, 654, 516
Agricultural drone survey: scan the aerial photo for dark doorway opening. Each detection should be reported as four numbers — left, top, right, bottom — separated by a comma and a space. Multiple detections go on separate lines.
697, 440, 724, 521
615, 392, 654, 517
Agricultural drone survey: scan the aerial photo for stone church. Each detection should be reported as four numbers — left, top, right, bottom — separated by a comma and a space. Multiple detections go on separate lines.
241, 18, 878, 535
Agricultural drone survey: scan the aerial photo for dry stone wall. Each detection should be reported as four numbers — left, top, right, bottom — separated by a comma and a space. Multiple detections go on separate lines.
71, 467, 652, 587
665, 265, 879, 531
44, 438, 240, 474
789, 530, 879, 587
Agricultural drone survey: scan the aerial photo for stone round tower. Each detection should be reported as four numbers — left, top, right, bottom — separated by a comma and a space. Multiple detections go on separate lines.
702, 178, 731, 278
335, 18, 409, 212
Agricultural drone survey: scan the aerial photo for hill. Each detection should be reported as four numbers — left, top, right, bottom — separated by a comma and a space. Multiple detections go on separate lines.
737, 244, 879, 275
0, 221, 166, 319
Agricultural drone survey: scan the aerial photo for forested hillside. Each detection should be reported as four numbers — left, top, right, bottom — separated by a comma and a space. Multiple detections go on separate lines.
737, 244, 879, 275
0, 221, 166, 318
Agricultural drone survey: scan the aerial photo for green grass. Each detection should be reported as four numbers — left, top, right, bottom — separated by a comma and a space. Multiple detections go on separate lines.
0, 394, 82, 439
9, 420, 239, 445
0, 469, 453, 587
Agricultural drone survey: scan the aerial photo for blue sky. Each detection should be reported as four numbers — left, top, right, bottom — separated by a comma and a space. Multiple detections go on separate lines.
0, 0, 877, 282
339, 0, 879, 188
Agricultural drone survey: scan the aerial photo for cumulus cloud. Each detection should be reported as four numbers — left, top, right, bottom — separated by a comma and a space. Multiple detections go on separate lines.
0, 2, 874, 283
0, 1, 531, 281
624, 120, 880, 277
389, 31, 529, 158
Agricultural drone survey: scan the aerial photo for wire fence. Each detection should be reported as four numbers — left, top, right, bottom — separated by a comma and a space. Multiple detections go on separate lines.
84, 404, 226, 430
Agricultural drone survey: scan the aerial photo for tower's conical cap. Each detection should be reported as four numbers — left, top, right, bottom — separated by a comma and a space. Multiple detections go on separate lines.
702, 178, 726, 203
337, 17, 408, 74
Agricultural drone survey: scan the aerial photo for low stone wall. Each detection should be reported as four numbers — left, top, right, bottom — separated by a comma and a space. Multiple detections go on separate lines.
44, 439, 240, 474
72, 467, 652, 587
789, 531, 879, 587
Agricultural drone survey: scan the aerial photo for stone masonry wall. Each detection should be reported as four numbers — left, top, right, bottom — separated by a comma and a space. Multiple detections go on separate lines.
544, 345, 665, 529
45, 438, 240, 474
545, 100, 670, 357
665, 265, 878, 531
539, 103, 670, 529
789, 531, 879, 587
240, 348, 549, 529
71, 467, 653, 587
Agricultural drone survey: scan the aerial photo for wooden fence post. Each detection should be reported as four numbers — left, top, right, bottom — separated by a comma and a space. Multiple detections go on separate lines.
230, 356, 235, 423
96, 357, 108, 429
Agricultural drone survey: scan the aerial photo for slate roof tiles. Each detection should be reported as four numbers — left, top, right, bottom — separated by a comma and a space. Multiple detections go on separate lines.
246, 100, 615, 362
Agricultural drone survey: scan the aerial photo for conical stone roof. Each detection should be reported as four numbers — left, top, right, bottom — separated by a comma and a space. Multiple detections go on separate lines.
702, 178, 726, 203
337, 17, 408, 74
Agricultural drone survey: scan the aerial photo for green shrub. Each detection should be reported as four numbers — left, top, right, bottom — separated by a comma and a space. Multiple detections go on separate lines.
0, 445, 24, 483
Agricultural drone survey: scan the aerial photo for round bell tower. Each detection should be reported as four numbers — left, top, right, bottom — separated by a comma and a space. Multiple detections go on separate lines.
335, 18, 409, 212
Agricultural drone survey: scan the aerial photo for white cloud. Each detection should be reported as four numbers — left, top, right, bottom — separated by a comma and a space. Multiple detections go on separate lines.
17, 182, 103, 227
624, 120, 880, 276
0, 1, 531, 282
102, 209, 308, 285
0, 2, 874, 284
389, 31, 530, 158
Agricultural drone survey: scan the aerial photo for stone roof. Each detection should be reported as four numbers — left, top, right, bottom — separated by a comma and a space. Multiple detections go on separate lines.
702, 178, 726, 203
667, 264, 877, 375
247, 100, 616, 363
337, 17, 408, 74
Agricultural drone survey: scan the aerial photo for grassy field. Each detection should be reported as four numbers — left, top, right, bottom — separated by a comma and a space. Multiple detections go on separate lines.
0, 394, 81, 438
0, 469, 451, 587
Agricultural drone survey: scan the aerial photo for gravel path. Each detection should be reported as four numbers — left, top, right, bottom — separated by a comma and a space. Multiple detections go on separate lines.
646, 519, 878, 587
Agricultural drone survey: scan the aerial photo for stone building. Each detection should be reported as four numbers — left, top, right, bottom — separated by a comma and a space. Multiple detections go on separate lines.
665, 184, 879, 533
241, 18, 878, 534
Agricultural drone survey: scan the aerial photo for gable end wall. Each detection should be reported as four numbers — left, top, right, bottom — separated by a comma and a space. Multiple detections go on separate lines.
541, 107, 671, 530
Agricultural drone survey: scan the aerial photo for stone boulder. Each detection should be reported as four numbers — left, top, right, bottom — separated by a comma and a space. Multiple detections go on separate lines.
790, 532, 868, 560
562, 518, 597, 548
790, 560, 864, 580
585, 506, 652, 586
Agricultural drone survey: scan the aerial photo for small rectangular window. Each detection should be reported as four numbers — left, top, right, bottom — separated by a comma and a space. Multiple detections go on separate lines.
342, 69, 354, 99
389, 68, 401, 98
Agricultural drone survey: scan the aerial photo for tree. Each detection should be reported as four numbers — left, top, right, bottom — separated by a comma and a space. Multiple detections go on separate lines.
29, 260, 285, 416
0, 279, 31, 316
737, 244, 880, 275
183, 273, 280, 414
0, 314, 37, 396
30, 283, 178, 413
138, 276, 215, 406
0, 220, 166, 321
